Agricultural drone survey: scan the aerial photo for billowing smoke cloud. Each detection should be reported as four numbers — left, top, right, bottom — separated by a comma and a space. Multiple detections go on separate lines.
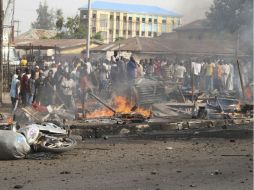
166, 0, 214, 24
107, 0, 214, 25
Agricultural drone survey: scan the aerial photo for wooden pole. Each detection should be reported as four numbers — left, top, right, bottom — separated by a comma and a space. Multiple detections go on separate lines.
0, 0, 3, 104
191, 67, 194, 103
86, 0, 91, 59
88, 92, 116, 114
237, 60, 245, 99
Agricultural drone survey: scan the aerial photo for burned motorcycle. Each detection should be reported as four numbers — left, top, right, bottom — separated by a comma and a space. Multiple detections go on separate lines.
18, 123, 76, 153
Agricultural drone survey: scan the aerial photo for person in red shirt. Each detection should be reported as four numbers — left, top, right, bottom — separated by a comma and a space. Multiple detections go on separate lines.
20, 68, 30, 106
79, 67, 89, 117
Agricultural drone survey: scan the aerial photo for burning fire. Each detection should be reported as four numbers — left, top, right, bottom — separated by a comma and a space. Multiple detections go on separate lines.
86, 96, 150, 118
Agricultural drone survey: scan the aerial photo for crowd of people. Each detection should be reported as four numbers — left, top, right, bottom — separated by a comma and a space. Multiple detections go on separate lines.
10, 53, 253, 114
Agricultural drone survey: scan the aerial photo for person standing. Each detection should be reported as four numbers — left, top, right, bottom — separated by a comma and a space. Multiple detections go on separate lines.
221, 62, 230, 91
28, 71, 36, 106
204, 60, 215, 91
35, 71, 45, 105
20, 68, 30, 106
127, 56, 137, 82
191, 59, 202, 89
79, 68, 89, 117
44, 70, 55, 106
10, 69, 21, 119
20, 56, 28, 67
227, 63, 234, 91
175, 62, 187, 83
61, 73, 74, 109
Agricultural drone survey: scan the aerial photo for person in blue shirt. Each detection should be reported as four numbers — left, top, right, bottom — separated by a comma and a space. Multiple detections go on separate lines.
127, 56, 137, 82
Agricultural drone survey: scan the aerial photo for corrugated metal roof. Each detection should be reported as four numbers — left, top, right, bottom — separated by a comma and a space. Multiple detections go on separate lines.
17, 29, 57, 40
174, 20, 209, 31
91, 36, 249, 56
79, 1, 181, 17
15, 39, 104, 50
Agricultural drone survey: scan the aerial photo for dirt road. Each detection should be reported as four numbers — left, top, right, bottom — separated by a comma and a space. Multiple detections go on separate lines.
0, 133, 253, 190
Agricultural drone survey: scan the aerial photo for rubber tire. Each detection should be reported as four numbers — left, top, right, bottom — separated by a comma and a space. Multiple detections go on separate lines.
40, 137, 77, 153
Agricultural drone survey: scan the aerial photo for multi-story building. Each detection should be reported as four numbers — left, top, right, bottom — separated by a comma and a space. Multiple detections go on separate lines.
79, 1, 182, 43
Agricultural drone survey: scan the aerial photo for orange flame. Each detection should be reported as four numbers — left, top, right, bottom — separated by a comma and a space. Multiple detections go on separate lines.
86, 96, 150, 118
7, 117, 13, 125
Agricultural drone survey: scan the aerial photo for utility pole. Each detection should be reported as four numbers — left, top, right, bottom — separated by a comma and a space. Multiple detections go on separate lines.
0, 0, 3, 104
86, 0, 91, 59
13, 20, 20, 37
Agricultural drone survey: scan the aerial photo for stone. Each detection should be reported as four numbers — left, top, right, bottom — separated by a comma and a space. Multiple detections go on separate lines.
14, 185, 23, 189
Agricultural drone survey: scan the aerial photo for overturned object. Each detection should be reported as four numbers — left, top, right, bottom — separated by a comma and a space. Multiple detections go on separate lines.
0, 131, 30, 160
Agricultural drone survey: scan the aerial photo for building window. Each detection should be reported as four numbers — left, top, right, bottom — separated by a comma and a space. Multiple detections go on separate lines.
116, 29, 119, 35
154, 24, 158, 32
92, 27, 96, 34
123, 30, 126, 35
128, 31, 132, 35
141, 31, 145, 36
141, 23, 146, 31
142, 18, 146, 23
136, 31, 140, 36
92, 14, 96, 19
128, 17, 132, 21
123, 16, 127, 22
148, 18, 152, 23
148, 23, 152, 32
100, 14, 108, 27
154, 19, 158, 24
148, 32, 152, 36
136, 17, 140, 22
101, 31, 107, 39
154, 32, 157, 37
109, 30, 113, 35
116, 16, 120, 21
162, 24, 167, 32
162, 19, 167, 24
110, 15, 114, 21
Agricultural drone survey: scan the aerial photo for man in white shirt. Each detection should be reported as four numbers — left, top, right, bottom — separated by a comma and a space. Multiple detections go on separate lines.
175, 63, 187, 83
191, 59, 202, 89
61, 73, 74, 109
85, 58, 92, 75
221, 62, 230, 90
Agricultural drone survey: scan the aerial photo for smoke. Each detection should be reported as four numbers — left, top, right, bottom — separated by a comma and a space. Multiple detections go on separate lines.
106, 0, 214, 25
166, 0, 214, 24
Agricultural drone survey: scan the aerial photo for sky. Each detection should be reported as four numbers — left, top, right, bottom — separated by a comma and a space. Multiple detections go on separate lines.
7, 0, 214, 33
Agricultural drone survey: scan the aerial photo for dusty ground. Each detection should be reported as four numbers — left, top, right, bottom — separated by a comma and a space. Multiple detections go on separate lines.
0, 132, 253, 190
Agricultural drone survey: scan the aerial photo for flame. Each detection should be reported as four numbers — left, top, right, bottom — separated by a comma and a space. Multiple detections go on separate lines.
86, 96, 150, 118
7, 117, 13, 125
235, 101, 241, 111
244, 86, 253, 102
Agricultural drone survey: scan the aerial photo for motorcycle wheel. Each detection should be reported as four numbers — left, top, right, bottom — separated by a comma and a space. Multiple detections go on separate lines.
40, 137, 77, 153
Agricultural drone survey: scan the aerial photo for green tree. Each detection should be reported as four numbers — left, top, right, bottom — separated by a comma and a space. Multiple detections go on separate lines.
55, 14, 87, 39
206, 0, 253, 33
115, 37, 125, 42
92, 32, 102, 40
31, 0, 55, 30
55, 9, 64, 31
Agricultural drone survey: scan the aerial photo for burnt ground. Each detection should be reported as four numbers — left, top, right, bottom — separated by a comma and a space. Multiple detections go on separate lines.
0, 129, 253, 190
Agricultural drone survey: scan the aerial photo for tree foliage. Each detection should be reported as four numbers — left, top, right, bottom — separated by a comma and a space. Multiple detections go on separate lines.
31, 1, 55, 30
206, 0, 253, 33
55, 15, 87, 39
55, 9, 64, 31
92, 32, 102, 40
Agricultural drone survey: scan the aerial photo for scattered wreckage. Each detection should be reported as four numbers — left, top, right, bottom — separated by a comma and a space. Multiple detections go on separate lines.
17, 82, 254, 138
0, 76, 252, 160
0, 113, 76, 160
